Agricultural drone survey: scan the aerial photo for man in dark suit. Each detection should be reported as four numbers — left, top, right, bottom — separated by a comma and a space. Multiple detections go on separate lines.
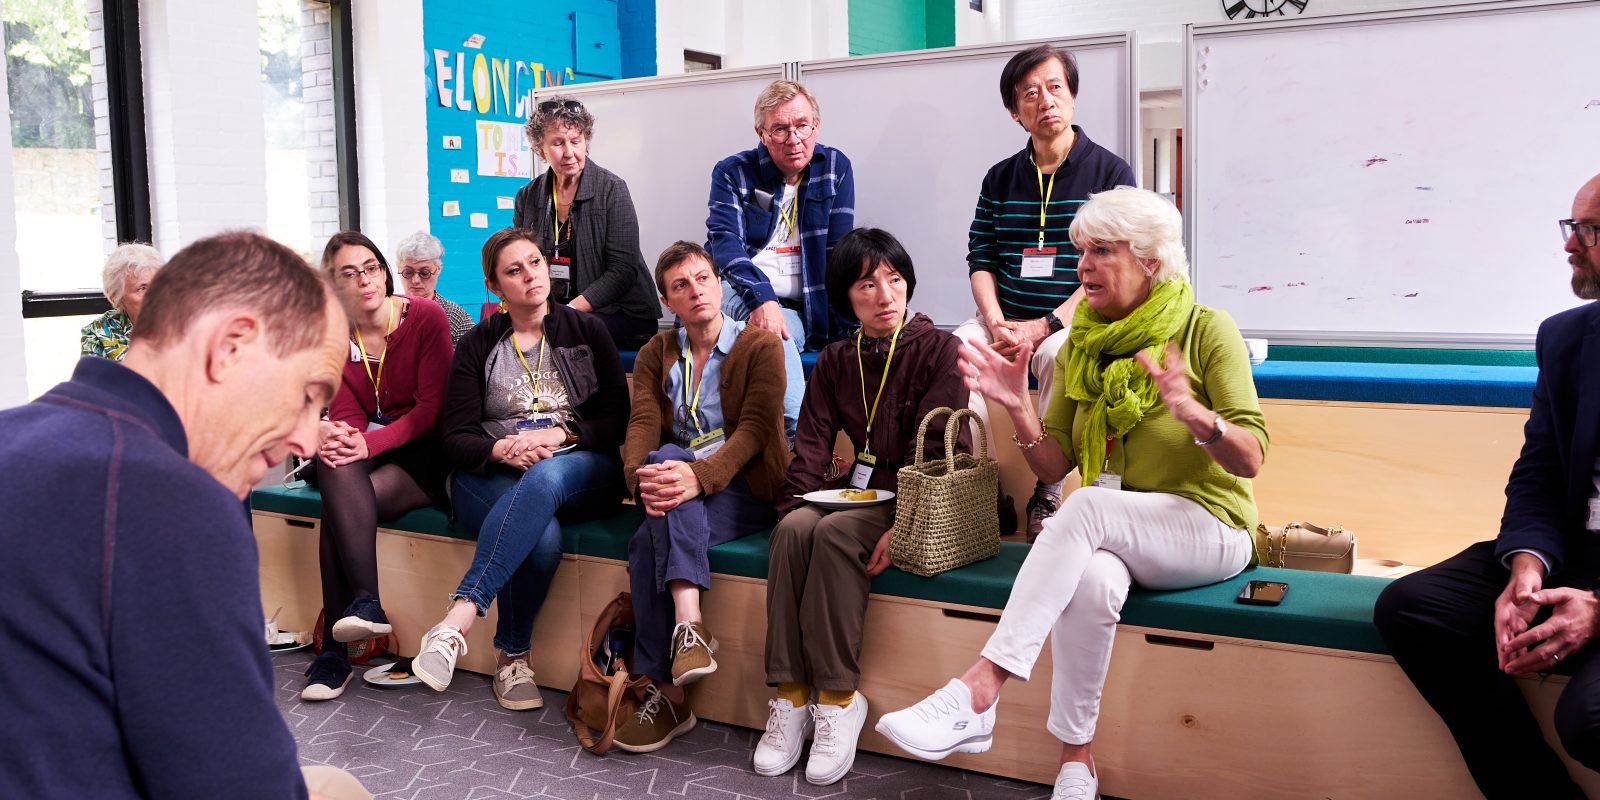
1375, 172, 1600, 799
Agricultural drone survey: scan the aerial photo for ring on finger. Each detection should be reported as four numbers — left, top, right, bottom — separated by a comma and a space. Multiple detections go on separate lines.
1553, 651, 1563, 663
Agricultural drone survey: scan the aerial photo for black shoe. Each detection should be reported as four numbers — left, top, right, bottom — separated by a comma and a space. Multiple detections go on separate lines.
301, 651, 353, 701
331, 595, 392, 643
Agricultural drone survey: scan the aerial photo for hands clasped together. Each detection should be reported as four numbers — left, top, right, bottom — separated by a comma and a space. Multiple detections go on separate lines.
636, 460, 703, 517
1495, 553, 1600, 675
492, 427, 568, 471
318, 420, 368, 468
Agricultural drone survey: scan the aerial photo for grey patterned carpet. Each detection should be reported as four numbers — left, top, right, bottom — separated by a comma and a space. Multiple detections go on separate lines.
271, 650, 1061, 800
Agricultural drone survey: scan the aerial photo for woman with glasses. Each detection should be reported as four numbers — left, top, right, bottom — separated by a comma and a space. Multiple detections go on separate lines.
512, 96, 660, 351
412, 227, 629, 712
395, 230, 475, 346
610, 241, 790, 754
301, 231, 455, 702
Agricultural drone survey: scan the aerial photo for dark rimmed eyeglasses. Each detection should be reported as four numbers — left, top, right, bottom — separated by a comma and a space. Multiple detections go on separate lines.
538, 99, 585, 116
1560, 219, 1600, 247
399, 268, 438, 281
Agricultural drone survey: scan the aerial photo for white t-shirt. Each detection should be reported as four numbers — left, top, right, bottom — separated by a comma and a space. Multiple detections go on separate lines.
750, 182, 802, 301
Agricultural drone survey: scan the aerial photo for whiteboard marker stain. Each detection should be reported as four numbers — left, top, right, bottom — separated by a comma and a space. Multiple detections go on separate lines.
1404, 219, 1431, 225
1362, 157, 1390, 167
1247, 286, 1274, 293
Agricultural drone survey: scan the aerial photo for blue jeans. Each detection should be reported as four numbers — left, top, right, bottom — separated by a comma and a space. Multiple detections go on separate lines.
628, 444, 774, 682
720, 280, 804, 442
451, 450, 622, 655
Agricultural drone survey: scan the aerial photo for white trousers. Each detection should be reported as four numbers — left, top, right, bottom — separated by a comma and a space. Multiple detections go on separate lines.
979, 487, 1252, 744
953, 317, 1070, 493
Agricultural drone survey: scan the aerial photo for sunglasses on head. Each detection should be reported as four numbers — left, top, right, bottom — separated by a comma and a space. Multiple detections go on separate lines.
538, 99, 585, 115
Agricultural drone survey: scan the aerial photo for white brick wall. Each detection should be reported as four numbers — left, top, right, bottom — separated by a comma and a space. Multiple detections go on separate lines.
301, 1, 340, 242
351, 0, 430, 256
87, 0, 119, 252
0, 23, 28, 407
140, 0, 270, 254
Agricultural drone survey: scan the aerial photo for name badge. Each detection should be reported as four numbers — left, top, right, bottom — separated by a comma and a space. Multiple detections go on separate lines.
848, 452, 876, 490
1020, 247, 1057, 279
1091, 469, 1123, 491
774, 245, 801, 276
690, 427, 726, 459
1589, 496, 1600, 531
365, 421, 387, 433
549, 256, 573, 281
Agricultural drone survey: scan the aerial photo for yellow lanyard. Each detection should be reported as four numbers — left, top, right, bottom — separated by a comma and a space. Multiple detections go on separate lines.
856, 316, 905, 453
512, 332, 547, 401
778, 169, 805, 237
681, 345, 706, 436
353, 297, 396, 407
550, 177, 566, 246
1035, 162, 1058, 248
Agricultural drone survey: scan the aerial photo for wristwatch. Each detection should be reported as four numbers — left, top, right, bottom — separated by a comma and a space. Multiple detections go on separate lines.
1046, 312, 1065, 334
1195, 415, 1228, 447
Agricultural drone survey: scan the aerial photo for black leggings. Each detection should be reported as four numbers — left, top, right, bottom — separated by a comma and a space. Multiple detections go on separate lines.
315, 448, 435, 651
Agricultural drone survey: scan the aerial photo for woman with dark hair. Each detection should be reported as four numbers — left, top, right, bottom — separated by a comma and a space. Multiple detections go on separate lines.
411, 227, 629, 712
513, 96, 660, 350
301, 231, 455, 702
751, 227, 969, 786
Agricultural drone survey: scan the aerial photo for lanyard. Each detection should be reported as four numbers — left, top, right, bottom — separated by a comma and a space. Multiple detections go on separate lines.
1034, 162, 1059, 248
353, 297, 396, 409
855, 316, 905, 453
778, 169, 805, 238
550, 177, 567, 248
681, 344, 708, 436
512, 332, 547, 400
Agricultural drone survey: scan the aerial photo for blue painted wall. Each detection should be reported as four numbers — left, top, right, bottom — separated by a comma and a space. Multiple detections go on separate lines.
421, 1, 655, 309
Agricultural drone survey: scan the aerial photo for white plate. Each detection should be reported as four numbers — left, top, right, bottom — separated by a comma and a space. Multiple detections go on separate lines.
551, 443, 577, 455
268, 632, 310, 653
363, 660, 422, 687
801, 489, 896, 509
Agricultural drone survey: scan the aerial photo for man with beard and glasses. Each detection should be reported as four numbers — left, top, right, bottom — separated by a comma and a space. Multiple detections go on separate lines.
1374, 172, 1600, 799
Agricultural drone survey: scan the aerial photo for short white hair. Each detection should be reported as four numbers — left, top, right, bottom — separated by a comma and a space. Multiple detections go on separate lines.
394, 231, 444, 265
1068, 187, 1189, 283
101, 243, 164, 308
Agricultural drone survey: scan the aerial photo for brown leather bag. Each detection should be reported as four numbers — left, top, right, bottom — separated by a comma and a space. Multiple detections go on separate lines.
565, 592, 649, 755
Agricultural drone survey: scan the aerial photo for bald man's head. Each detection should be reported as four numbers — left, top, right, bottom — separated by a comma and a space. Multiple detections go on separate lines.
1568, 173, 1600, 300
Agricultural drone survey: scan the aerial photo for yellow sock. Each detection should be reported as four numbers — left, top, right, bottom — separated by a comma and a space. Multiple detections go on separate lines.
818, 689, 854, 708
777, 682, 810, 708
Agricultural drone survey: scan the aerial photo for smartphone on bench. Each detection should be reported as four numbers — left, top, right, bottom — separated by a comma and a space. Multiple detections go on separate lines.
1236, 580, 1289, 606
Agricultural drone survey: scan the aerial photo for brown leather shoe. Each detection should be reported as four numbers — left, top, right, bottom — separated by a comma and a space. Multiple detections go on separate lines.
614, 684, 696, 754
670, 621, 718, 686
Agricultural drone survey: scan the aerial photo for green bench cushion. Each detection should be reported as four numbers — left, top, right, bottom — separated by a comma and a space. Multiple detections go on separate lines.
251, 486, 1390, 656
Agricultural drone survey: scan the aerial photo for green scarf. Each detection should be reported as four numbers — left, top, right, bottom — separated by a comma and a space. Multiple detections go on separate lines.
1063, 279, 1195, 485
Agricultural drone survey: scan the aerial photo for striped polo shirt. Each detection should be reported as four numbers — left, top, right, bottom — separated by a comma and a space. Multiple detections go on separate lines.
967, 127, 1135, 321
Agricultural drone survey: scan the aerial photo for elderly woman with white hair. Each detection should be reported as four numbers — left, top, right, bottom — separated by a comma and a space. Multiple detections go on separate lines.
395, 230, 475, 346
876, 187, 1268, 800
81, 243, 164, 361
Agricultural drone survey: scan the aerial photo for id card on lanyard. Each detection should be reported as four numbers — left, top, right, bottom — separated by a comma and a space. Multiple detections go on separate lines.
682, 346, 726, 459
1023, 160, 1061, 278
1090, 436, 1122, 490
354, 298, 395, 433
850, 318, 904, 490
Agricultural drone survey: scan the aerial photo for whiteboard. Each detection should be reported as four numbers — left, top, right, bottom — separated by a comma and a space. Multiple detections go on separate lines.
1187, 0, 1600, 346
798, 34, 1138, 325
531, 64, 787, 316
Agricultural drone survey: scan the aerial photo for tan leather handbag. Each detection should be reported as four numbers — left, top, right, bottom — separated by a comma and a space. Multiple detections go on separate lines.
565, 592, 649, 755
1254, 522, 1357, 573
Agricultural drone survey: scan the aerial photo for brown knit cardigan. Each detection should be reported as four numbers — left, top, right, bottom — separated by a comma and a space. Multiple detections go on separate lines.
622, 322, 791, 502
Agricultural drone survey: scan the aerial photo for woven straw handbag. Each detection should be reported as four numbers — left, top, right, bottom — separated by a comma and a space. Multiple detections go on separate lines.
889, 407, 1002, 577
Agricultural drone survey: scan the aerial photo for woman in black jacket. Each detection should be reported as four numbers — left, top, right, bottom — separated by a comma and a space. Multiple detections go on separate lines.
411, 227, 628, 712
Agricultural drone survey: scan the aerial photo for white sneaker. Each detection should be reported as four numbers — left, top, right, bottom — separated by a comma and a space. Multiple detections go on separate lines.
752, 698, 812, 776
874, 678, 995, 761
1052, 761, 1098, 800
412, 623, 467, 692
805, 692, 867, 786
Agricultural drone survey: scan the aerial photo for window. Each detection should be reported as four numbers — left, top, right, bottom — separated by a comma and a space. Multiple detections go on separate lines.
684, 49, 722, 72
260, 0, 321, 258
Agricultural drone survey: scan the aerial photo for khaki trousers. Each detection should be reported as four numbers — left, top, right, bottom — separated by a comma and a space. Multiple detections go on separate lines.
764, 503, 895, 692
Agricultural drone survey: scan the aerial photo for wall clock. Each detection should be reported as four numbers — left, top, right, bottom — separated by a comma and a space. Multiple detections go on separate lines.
1223, 0, 1308, 19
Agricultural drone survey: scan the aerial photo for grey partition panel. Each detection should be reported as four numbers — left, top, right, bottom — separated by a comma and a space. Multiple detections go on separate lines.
796, 34, 1138, 327
1185, 0, 1600, 346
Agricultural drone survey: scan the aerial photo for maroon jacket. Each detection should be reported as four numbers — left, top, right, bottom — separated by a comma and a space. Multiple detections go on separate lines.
327, 295, 453, 457
777, 312, 971, 517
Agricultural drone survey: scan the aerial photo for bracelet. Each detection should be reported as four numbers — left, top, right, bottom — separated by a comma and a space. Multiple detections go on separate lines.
1012, 420, 1050, 451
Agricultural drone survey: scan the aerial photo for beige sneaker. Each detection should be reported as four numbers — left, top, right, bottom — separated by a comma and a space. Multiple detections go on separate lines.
670, 621, 718, 686
413, 623, 467, 692
493, 658, 543, 710
614, 684, 697, 754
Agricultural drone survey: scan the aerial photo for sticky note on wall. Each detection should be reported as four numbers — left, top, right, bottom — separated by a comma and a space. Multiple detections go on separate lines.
497, 196, 514, 210
442, 201, 460, 217
451, 169, 470, 183
469, 213, 489, 228
442, 136, 462, 150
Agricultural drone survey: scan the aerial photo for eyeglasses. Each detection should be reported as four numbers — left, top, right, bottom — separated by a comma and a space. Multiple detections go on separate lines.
400, 268, 438, 281
538, 99, 585, 116
762, 122, 815, 143
337, 262, 385, 283
1560, 219, 1600, 247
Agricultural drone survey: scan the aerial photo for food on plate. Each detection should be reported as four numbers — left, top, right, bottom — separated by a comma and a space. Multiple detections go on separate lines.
838, 489, 878, 501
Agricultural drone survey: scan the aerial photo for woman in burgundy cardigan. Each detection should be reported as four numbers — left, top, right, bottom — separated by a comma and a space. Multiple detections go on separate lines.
301, 231, 454, 702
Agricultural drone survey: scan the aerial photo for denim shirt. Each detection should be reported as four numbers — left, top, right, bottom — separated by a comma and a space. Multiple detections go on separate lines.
664, 315, 744, 445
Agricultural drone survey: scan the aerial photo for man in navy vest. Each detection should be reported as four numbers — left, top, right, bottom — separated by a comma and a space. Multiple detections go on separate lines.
0, 232, 363, 799
1375, 172, 1600, 799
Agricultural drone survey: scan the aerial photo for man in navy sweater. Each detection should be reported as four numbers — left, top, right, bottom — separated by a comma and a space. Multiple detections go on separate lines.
0, 232, 359, 799
1375, 172, 1600, 799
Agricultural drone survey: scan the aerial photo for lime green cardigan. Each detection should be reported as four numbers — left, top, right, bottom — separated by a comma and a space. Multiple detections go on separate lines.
1043, 304, 1268, 532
